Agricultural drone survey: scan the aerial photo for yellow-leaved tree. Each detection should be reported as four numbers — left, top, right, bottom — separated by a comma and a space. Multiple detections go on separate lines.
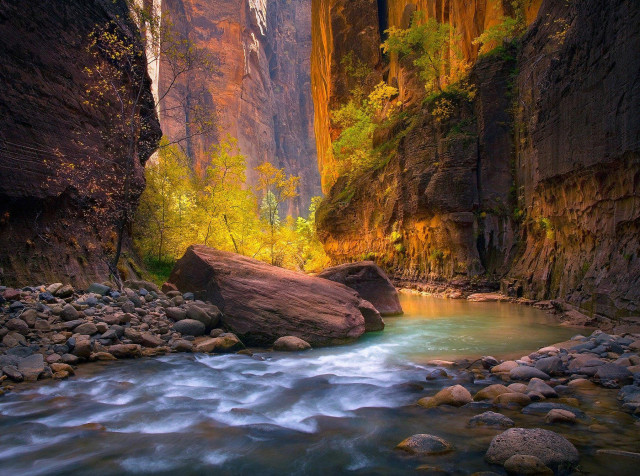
255, 162, 300, 266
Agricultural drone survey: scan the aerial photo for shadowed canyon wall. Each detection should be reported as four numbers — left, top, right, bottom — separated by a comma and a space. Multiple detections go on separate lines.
314, 0, 640, 319
0, 0, 161, 287
160, 0, 321, 215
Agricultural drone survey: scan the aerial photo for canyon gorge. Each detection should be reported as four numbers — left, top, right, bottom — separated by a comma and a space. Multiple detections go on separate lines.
1, 1, 640, 474
0, 0, 638, 324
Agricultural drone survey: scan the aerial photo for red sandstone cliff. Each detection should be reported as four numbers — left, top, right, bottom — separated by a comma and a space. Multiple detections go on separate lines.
0, 0, 161, 286
159, 0, 321, 215
315, 0, 640, 319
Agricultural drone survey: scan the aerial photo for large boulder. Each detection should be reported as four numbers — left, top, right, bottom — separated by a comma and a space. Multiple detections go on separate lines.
317, 261, 403, 316
168, 246, 381, 346
485, 428, 579, 471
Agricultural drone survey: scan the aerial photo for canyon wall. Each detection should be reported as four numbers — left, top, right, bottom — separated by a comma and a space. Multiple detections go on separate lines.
315, 0, 640, 319
0, 0, 161, 287
506, 0, 640, 317
160, 0, 321, 215
312, 0, 542, 191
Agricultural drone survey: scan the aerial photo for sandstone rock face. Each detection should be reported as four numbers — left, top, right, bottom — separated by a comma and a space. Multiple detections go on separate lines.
314, 0, 640, 320
317, 52, 519, 282
168, 245, 381, 346
311, 0, 541, 190
505, 0, 640, 318
160, 0, 320, 215
0, 0, 161, 287
317, 261, 403, 316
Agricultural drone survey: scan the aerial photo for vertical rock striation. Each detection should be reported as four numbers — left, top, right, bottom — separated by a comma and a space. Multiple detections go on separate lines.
159, 0, 320, 215
312, 0, 542, 191
506, 0, 640, 317
0, 0, 161, 287
314, 0, 640, 319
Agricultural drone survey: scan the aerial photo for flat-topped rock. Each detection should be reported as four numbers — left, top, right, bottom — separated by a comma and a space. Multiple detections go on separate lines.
169, 246, 382, 346
317, 261, 403, 316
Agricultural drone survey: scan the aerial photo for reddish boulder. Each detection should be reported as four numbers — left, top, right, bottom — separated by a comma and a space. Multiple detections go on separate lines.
317, 261, 403, 316
168, 245, 382, 346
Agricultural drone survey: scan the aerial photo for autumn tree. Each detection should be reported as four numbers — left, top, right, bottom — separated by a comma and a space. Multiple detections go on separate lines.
255, 162, 300, 265
194, 136, 256, 253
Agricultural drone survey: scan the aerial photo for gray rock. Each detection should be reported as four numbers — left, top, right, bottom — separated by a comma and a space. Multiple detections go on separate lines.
1, 365, 23, 382
61, 303, 79, 321
482, 356, 499, 369
273, 336, 312, 351
396, 434, 453, 455
6, 346, 36, 358
535, 356, 563, 376
522, 402, 587, 420
594, 364, 633, 385
468, 411, 514, 429
618, 385, 640, 404
527, 378, 558, 398
510, 366, 550, 381
186, 305, 212, 328
63, 319, 85, 330
17, 353, 45, 381
485, 428, 579, 470
87, 283, 110, 296
100, 329, 118, 341
173, 319, 206, 337
425, 369, 449, 380
166, 307, 187, 321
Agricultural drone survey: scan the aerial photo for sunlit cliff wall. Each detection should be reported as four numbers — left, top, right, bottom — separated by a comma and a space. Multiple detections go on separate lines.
314, 0, 640, 319
312, 0, 541, 191
0, 0, 161, 287
160, 0, 320, 215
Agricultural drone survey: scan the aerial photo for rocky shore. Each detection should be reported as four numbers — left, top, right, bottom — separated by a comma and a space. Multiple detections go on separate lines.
0, 280, 275, 394
397, 329, 640, 474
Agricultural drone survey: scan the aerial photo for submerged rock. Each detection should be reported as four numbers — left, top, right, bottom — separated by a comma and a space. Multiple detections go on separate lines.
168, 245, 381, 346
468, 411, 514, 429
396, 434, 453, 455
503, 454, 553, 475
317, 261, 403, 316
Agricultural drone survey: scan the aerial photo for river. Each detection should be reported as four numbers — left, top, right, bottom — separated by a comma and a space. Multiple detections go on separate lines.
0, 294, 636, 475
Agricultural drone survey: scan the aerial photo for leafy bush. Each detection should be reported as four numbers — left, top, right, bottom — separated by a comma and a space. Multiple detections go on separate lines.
473, 17, 519, 55
331, 82, 399, 179
382, 12, 466, 94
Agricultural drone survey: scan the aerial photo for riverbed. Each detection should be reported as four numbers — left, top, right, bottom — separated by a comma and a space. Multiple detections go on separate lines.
0, 295, 637, 475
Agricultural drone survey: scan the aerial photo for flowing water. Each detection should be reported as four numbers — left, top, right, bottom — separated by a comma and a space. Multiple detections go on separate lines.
0, 295, 637, 475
